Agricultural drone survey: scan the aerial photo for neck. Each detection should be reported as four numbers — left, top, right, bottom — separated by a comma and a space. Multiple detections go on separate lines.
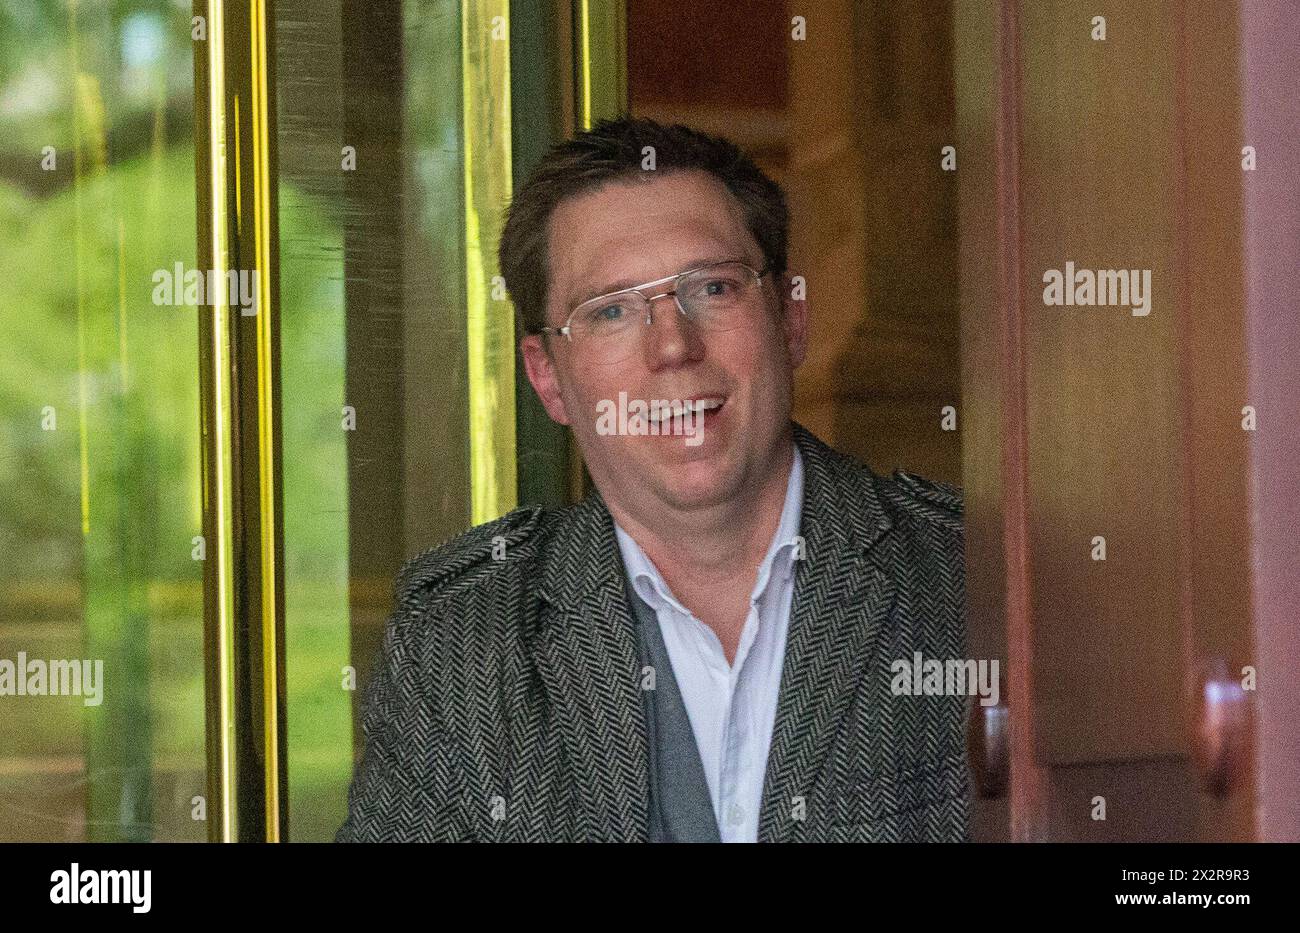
602, 438, 796, 595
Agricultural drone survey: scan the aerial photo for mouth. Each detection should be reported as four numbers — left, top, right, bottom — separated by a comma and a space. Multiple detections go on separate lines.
645, 396, 727, 434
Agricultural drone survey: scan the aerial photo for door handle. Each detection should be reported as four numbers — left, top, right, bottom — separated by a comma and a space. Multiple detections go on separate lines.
1191, 659, 1250, 799
967, 673, 1009, 798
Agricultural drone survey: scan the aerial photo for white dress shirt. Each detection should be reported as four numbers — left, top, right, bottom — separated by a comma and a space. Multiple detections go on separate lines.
614, 444, 804, 842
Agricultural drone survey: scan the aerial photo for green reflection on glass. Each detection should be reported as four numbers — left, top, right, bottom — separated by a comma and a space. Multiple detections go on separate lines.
280, 181, 352, 842
0, 2, 203, 841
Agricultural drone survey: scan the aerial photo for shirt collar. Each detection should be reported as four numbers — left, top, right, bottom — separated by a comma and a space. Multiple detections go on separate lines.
614, 442, 805, 614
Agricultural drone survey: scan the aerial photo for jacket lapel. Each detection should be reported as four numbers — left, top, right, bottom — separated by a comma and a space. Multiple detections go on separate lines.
527, 423, 893, 843
533, 492, 650, 841
757, 425, 896, 842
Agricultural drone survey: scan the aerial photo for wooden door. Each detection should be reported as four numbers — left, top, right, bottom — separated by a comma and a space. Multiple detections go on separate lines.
955, 0, 1299, 842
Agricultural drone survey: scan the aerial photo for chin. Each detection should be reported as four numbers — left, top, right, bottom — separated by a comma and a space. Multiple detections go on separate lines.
655, 458, 745, 510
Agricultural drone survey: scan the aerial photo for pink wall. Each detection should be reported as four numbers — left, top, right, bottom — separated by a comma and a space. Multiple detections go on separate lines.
1241, 0, 1300, 842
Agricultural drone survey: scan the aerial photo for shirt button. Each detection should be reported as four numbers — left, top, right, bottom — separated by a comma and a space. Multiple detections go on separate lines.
726, 802, 745, 826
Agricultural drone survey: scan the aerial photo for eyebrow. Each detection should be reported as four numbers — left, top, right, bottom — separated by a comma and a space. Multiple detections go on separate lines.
570, 255, 745, 308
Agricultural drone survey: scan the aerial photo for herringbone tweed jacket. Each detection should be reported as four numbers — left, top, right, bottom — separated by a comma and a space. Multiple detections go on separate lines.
337, 423, 971, 842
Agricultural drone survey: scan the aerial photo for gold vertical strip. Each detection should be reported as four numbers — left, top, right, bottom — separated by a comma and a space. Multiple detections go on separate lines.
463, 0, 517, 524
566, 0, 625, 499
201, 0, 238, 844
579, 0, 592, 127
249, 0, 283, 842
574, 0, 626, 129
196, 0, 286, 842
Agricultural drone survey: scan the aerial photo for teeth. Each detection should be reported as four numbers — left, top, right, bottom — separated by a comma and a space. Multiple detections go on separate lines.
647, 398, 724, 422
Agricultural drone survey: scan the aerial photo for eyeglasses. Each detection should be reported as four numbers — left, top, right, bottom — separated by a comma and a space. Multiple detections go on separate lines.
539, 259, 771, 364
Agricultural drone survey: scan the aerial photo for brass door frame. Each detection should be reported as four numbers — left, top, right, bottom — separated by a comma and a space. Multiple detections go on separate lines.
194, 0, 286, 843
192, 0, 626, 842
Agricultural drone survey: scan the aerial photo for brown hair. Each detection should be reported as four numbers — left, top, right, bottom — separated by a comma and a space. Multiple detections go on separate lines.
498, 116, 789, 336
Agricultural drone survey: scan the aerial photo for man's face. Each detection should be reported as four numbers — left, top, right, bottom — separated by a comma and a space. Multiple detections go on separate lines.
520, 169, 807, 518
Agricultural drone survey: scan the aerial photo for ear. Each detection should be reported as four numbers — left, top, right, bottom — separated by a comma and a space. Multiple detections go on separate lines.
521, 334, 572, 425
778, 271, 808, 368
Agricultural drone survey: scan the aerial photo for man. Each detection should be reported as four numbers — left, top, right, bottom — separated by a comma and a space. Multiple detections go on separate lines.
337, 117, 970, 842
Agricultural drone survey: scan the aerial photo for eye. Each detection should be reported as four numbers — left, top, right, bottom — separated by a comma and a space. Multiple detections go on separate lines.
692, 272, 748, 302
580, 301, 629, 327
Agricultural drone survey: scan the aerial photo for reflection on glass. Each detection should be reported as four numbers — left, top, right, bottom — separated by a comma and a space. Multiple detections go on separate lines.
0, 0, 203, 841
275, 0, 478, 840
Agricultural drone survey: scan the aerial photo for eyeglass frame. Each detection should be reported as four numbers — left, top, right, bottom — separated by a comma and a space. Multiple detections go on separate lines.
536, 259, 773, 343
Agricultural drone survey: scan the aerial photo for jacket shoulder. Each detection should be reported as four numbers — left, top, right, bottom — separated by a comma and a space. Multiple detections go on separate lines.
877, 470, 964, 533
392, 503, 544, 612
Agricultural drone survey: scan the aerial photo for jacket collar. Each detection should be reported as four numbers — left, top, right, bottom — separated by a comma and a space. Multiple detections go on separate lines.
757, 424, 897, 840
535, 423, 892, 610
531, 422, 895, 841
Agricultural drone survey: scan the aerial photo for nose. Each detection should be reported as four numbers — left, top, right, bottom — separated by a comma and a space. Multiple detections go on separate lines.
641, 290, 703, 368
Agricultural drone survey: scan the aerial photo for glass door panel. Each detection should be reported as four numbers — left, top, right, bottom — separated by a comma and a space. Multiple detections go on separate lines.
0, 0, 204, 842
